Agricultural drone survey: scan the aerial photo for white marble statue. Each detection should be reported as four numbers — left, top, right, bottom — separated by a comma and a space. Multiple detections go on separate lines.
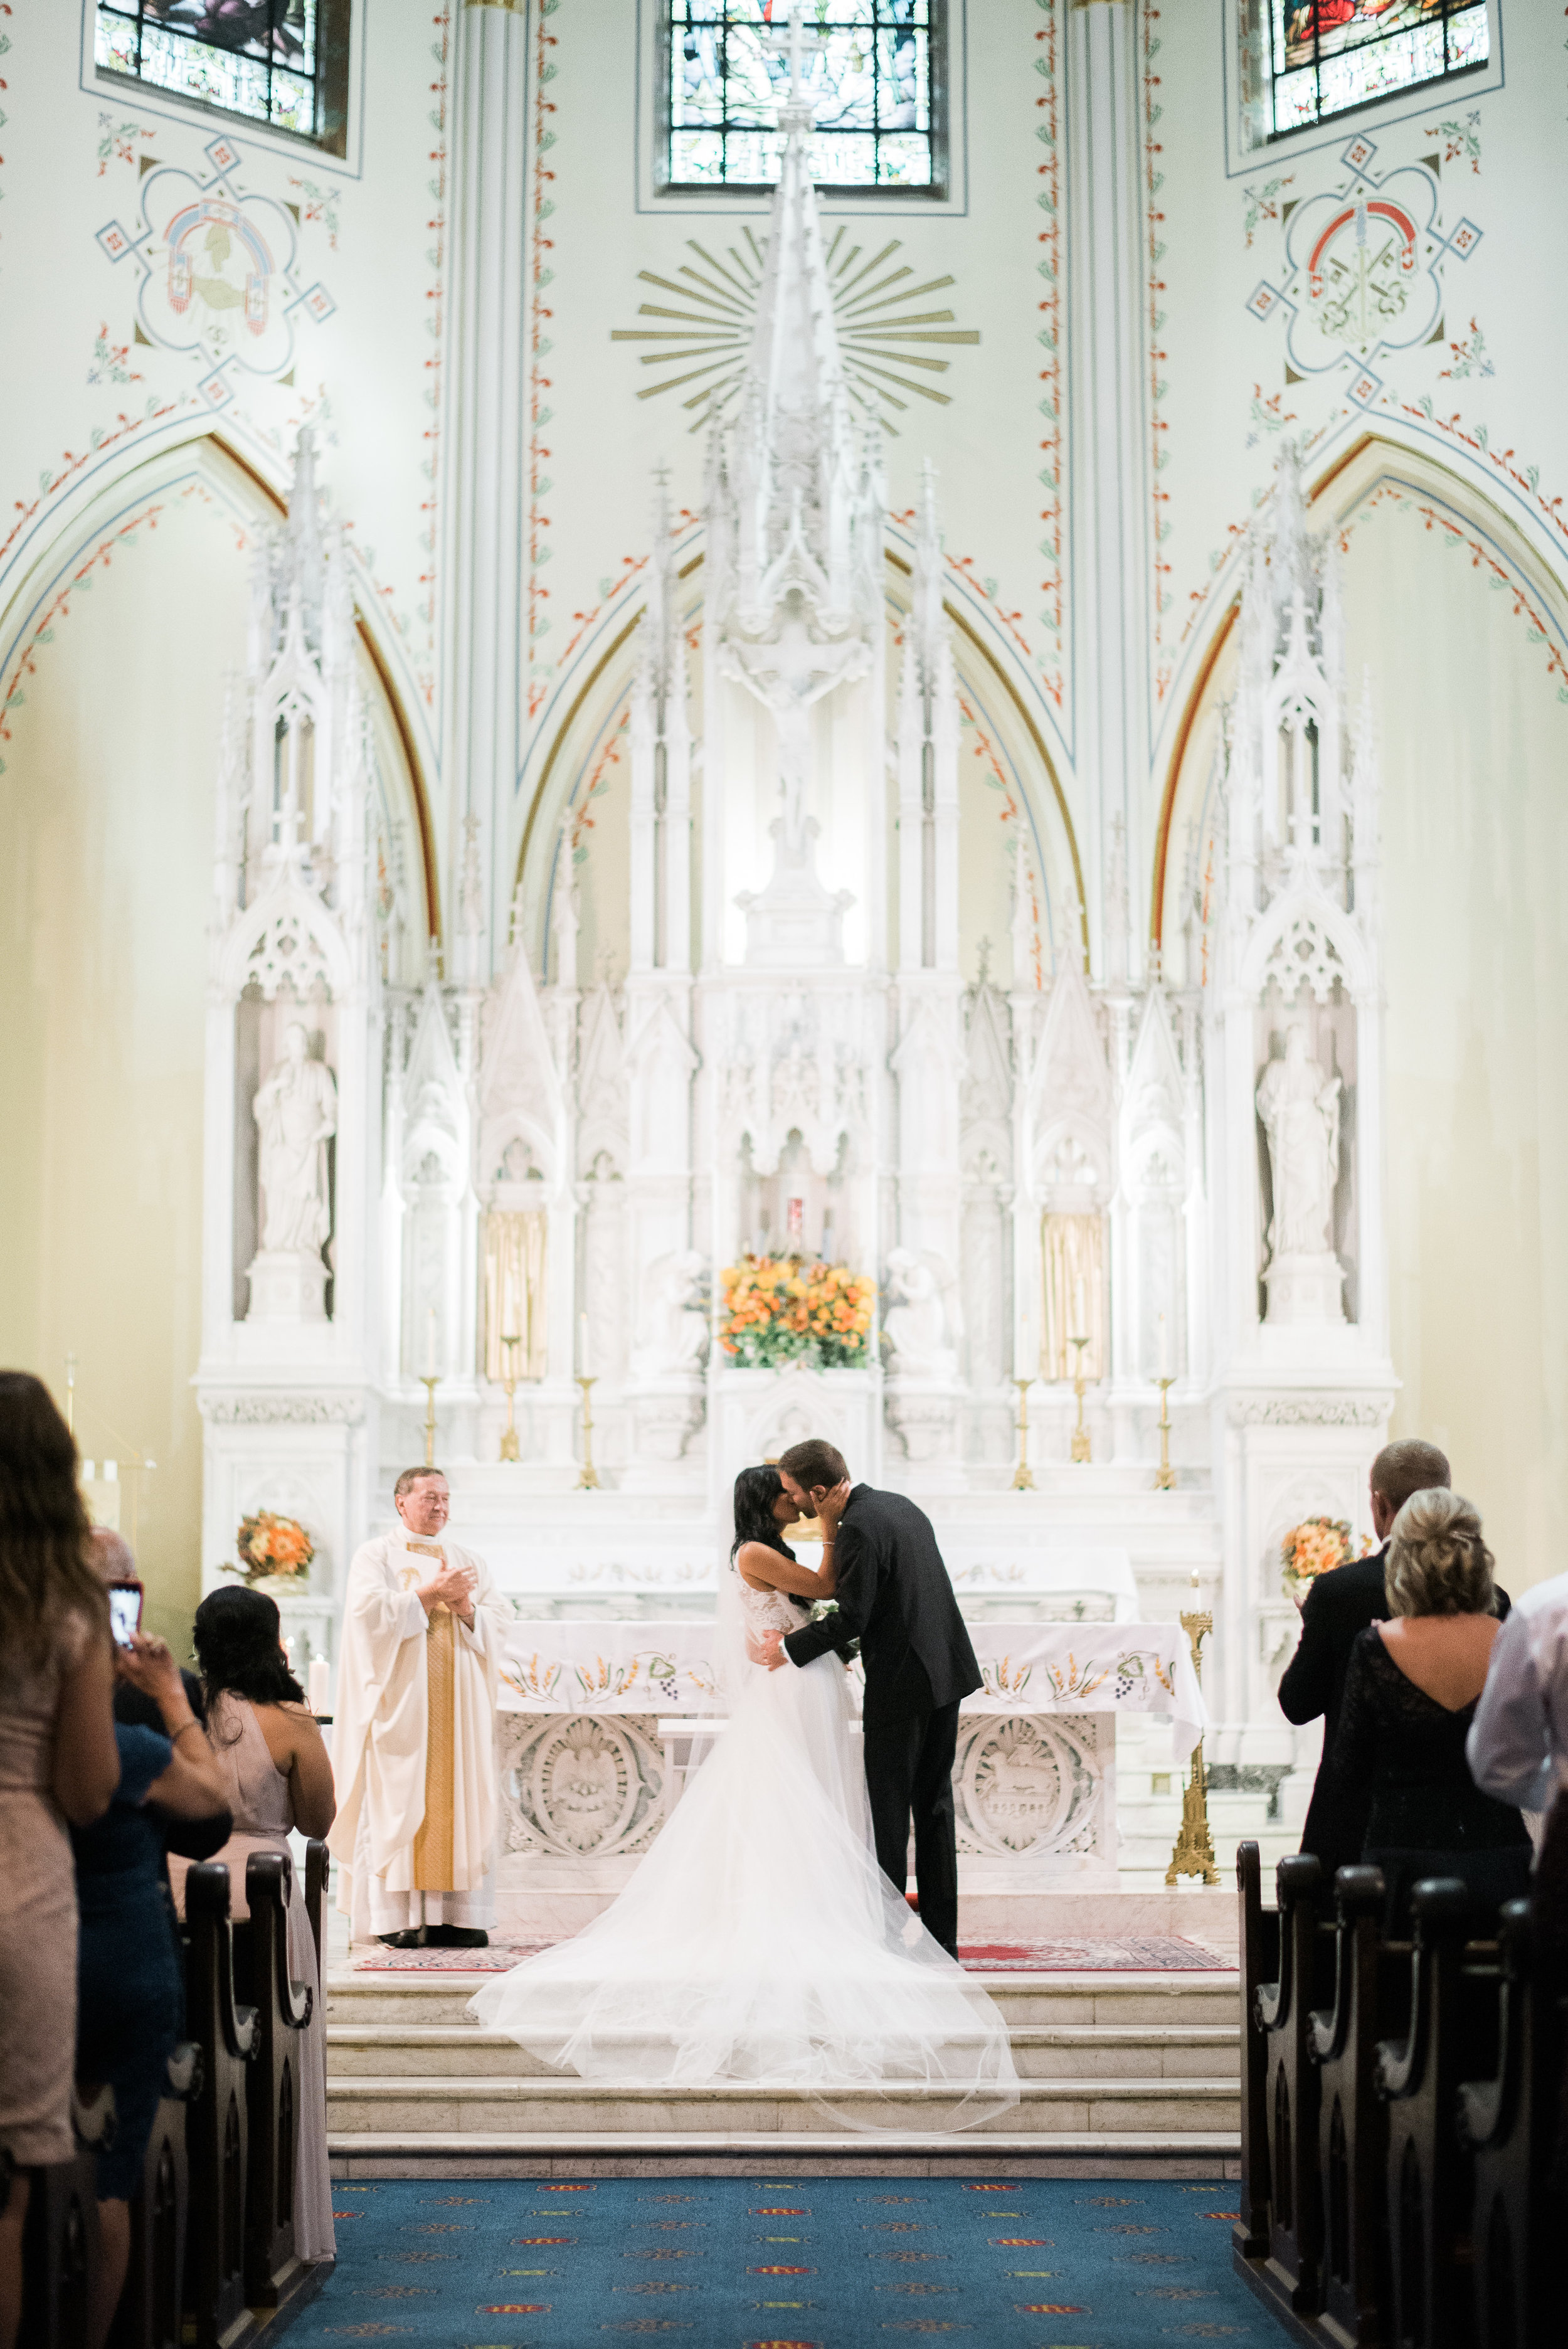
631, 1249, 709, 1377
719, 600, 871, 849
1257, 1022, 1342, 1259
882, 1248, 958, 1379
254, 1021, 338, 1254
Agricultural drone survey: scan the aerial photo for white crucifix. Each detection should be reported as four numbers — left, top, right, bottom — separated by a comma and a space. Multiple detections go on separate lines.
720, 602, 871, 850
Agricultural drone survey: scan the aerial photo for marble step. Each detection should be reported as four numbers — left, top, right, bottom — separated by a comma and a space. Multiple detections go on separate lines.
326, 1970, 1241, 2032
330, 2128, 1242, 2166
327, 2020, 1239, 2081
325, 2072, 1241, 2139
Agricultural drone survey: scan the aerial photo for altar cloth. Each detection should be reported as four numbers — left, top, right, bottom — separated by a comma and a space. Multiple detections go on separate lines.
497, 1618, 1208, 1757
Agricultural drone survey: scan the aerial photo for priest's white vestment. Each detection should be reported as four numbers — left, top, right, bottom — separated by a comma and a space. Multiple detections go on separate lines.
329, 1532, 509, 1940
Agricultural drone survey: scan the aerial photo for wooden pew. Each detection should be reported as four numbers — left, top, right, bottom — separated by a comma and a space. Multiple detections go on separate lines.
108, 2043, 199, 2349
181, 1864, 257, 2349
231, 1852, 312, 2310
1458, 1896, 1567, 2349
1309, 1865, 1405, 2348
19, 2081, 115, 2349
1233, 1840, 1278, 2261
1254, 1853, 1334, 2314
1374, 1877, 1475, 2349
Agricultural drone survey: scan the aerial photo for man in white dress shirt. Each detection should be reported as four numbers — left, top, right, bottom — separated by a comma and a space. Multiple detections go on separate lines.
329, 1468, 509, 1948
1467, 1567, 1568, 1820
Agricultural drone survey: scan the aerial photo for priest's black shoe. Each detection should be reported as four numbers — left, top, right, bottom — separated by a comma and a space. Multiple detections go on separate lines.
376, 1929, 425, 1949
422, 1925, 489, 1948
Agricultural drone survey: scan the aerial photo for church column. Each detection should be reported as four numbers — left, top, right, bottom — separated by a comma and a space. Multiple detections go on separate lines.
445, 0, 529, 975
1064, 0, 1148, 980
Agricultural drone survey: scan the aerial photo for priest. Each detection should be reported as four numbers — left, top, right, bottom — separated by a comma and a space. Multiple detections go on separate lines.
329, 1467, 509, 1949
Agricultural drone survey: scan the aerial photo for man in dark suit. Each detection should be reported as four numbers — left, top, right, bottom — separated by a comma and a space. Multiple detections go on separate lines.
1278, 1438, 1510, 1887
749, 1437, 979, 1958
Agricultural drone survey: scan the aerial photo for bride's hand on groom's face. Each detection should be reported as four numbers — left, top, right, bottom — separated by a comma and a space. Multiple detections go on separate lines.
811, 1478, 851, 1529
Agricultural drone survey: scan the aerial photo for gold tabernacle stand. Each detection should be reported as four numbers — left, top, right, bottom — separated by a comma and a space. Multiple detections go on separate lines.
420, 1374, 440, 1469
1011, 1377, 1036, 1491
575, 1374, 601, 1490
1155, 1374, 1176, 1490
1166, 1589, 1219, 1885
499, 1334, 521, 1463
1068, 1334, 1092, 1463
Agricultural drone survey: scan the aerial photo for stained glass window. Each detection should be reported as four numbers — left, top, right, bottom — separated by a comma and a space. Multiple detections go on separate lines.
95, 0, 349, 153
666, 1, 941, 193
1264, 0, 1489, 137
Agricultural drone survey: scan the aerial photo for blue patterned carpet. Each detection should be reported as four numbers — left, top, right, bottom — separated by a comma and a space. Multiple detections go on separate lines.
285, 2176, 1265, 2347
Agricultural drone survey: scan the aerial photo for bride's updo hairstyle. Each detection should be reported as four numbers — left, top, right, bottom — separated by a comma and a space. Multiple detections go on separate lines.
730, 1465, 795, 1565
1385, 1488, 1496, 1618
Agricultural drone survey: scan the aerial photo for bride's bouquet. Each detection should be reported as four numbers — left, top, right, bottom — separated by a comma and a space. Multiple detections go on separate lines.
719, 1255, 875, 1370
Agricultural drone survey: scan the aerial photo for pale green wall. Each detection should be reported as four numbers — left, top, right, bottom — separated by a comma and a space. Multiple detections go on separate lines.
0, 494, 250, 1649
1348, 497, 1568, 1591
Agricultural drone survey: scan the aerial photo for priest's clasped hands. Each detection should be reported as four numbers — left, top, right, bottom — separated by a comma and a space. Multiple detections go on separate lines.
416, 1557, 477, 1628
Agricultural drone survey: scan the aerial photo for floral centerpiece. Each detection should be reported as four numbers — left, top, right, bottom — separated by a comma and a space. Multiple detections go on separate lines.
719, 1256, 875, 1371
1280, 1515, 1365, 1604
220, 1510, 315, 1597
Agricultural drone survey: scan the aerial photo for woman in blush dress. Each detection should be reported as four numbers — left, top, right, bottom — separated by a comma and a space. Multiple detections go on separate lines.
472, 1466, 1017, 2128
0, 1373, 120, 2349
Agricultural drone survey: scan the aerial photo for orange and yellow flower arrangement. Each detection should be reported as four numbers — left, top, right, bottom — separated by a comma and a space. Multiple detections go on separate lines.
719, 1256, 876, 1371
223, 1510, 315, 1591
1281, 1515, 1365, 1603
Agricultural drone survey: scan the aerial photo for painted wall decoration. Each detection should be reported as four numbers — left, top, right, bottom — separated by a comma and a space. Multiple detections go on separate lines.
95, 133, 335, 408
1244, 132, 1480, 410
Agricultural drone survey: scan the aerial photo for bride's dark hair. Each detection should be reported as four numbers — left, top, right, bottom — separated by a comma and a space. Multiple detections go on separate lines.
730, 1464, 795, 1566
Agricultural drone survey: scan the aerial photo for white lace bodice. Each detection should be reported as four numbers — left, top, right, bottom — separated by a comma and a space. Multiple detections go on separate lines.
736, 1576, 810, 1636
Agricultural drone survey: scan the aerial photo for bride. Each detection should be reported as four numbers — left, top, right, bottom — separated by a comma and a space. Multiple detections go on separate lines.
470, 1465, 1018, 2124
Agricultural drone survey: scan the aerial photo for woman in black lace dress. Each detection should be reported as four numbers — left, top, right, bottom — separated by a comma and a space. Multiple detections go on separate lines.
1328, 1487, 1531, 1926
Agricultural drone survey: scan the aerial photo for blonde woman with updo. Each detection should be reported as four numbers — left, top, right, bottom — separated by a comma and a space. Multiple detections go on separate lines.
1327, 1487, 1532, 1924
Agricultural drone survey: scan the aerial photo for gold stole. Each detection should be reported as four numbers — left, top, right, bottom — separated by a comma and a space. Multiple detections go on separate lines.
402, 1542, 456, 1889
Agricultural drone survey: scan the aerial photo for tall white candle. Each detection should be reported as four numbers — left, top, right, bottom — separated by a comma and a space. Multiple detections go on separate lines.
1158, 1312, 1169, 1381
579, 1312, 592, 1379
309, 1655, 331, 1714
1073, 1277, 1086, 1336
425, 1305, 438, 1379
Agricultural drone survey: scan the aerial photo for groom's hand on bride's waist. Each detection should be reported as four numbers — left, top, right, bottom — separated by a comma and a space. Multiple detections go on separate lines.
749, 1628, 788, 1671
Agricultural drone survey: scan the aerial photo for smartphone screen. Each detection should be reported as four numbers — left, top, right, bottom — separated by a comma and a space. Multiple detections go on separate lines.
109, 1584, 143, 1646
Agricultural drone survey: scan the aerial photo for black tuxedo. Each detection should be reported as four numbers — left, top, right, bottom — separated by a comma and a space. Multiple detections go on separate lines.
1279, 1544, 1511, 1885
783, 1484, 979, 1954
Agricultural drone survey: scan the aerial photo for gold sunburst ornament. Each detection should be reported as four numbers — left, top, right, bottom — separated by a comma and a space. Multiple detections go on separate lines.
612, 228, 979, 435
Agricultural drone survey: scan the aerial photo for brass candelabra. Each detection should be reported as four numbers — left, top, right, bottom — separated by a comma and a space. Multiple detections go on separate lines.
1166, 1589, 1219, 1885
575, 1374, 601, 1491
420, 1375, 440, 1469
1068, 1334, 1092, 1463
1010, 1377, 1036, 1491
499, 1335, 521, 1463
1155, 1374, 1176, 1490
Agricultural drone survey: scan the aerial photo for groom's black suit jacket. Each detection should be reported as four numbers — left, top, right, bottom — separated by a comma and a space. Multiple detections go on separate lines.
781, 1484, 980, 1724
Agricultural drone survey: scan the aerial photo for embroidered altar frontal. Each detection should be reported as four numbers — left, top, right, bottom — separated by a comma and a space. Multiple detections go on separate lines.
285, 2175, 1258, 2345
491, 1623, 1207, 1894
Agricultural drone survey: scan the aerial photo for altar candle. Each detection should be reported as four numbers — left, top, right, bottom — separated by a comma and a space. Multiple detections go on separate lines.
309, 1655, 331, 1715
105, 1458, 118, 1483
283, 1635, 296, 1673
1074, 1277, 1086, 1337
1158, 1312, 1169, 1381
579, 1312, 592, 1379
425, 1305, 438, 1379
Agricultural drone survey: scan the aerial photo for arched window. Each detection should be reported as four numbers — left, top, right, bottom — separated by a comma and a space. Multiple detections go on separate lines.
665, 1, 943, 193
95, 0, 350, 155
1257, 0, 1489, 138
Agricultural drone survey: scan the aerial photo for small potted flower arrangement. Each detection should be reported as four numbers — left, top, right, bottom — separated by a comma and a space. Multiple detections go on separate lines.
220, 1510, 315, 1597
719, 1256, 876, 1371
1280, 1515, 1364, 1606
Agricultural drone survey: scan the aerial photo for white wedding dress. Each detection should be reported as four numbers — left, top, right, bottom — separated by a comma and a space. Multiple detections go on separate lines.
470, 1572, 1018, 2128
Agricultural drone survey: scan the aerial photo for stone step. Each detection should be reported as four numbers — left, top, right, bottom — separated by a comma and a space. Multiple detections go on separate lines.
325, 1969, 1241, 2032
324, 2072, 1240, 2139
329, 2128, 1242, 2167
326, 2020, 1239, 2081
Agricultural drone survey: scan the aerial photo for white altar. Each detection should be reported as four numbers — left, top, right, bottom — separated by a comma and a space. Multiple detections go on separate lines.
490, 1617, 1206, 1906
191, 33, 1399, 1866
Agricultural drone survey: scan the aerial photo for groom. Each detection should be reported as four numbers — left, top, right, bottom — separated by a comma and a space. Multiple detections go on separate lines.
751, 1438, 980, 1958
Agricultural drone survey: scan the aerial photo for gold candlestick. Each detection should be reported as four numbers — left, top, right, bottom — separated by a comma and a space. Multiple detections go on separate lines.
1010, 1377, 1036, 1491
1167, 1591, 1219, 1886
1155, 1374, 1176, 1490
420, 1375, 440, 1470
1068, 1334, 1092, 1463
575, 1374, 601, 1491
499, 1335, 521, 1463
